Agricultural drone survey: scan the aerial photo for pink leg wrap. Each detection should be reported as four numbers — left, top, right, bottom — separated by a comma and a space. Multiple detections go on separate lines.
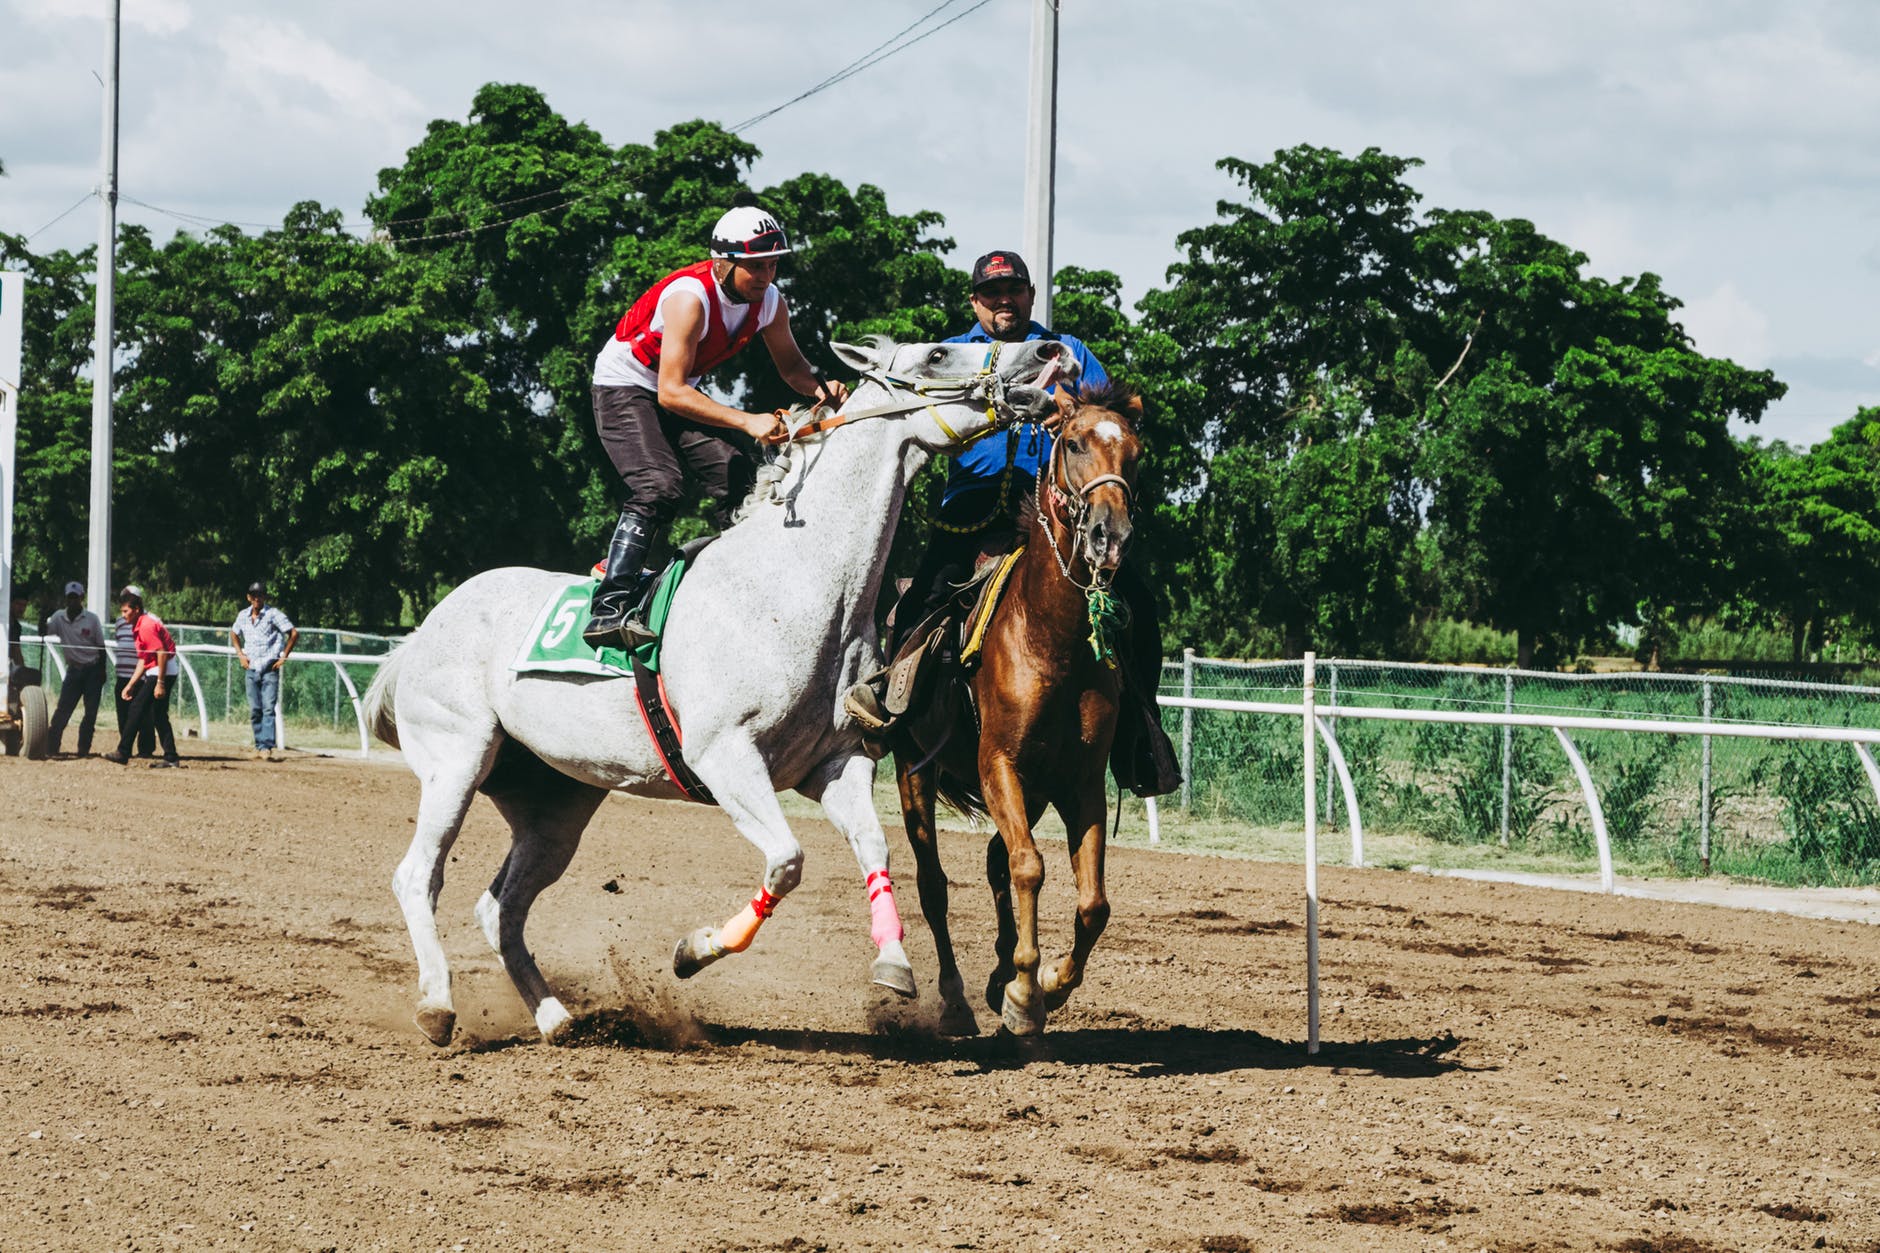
866, 870, 903, 946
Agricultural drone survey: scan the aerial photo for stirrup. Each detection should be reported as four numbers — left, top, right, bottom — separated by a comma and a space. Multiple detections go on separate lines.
842, 679, 892, 733
619, 616, 657, 651
582, 612, 628, 649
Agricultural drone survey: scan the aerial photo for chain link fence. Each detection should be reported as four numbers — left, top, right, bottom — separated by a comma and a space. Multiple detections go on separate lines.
1157, 656, 1880, 888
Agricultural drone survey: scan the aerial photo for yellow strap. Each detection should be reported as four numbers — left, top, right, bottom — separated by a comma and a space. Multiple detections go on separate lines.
960, 544, 1027, 666
925, 404, 962, 443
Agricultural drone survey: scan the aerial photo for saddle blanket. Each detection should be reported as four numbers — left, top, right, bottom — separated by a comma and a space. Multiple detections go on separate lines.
512, 578, 633, 677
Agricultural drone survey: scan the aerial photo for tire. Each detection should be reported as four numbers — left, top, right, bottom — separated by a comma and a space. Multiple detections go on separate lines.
19, 686, 49, 760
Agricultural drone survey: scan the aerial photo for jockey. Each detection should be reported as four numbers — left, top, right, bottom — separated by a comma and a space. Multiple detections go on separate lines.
583, 203, 849, 650
847, 250, 1181, 796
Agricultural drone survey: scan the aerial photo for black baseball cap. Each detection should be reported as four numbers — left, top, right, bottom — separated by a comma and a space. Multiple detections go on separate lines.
970, 250, 1031, 290
246, 581, 266, 597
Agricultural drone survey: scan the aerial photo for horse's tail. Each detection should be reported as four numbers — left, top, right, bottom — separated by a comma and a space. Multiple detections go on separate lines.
361, 643, 406, 749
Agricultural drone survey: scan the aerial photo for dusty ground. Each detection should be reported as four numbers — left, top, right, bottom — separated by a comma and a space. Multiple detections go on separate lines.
2, 750, 1877, 1253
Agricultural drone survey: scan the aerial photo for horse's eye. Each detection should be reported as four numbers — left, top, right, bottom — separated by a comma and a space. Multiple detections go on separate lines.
926, 347, 949, 367
1065, 438, 1084, 455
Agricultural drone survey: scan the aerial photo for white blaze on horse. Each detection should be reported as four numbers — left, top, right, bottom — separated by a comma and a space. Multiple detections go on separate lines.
362, 337, 1071, 1045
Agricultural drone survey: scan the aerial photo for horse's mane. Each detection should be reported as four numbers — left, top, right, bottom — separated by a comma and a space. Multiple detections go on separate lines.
1068, 378, 1142, 427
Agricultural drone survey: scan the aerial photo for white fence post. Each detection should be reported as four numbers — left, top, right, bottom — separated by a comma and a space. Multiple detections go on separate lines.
1700, 681, 1714, 873
1302, 652, 1319, 1056
1179, 647, 1194, 811
1500, 673, 1515, 847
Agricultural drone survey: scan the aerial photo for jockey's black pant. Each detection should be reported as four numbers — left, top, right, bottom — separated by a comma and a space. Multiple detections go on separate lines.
592, 385, 754, 530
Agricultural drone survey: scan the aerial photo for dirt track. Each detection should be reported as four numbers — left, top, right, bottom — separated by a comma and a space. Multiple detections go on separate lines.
2, 751, 1877, 1252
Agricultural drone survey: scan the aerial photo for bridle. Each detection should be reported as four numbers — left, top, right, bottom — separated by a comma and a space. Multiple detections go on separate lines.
1035, 412, 1137, 590
1034, 408, 1139, 668
760, 341, 1037, 450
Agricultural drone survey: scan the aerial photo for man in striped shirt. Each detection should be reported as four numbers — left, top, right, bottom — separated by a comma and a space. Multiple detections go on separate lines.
230, 581, 297, 760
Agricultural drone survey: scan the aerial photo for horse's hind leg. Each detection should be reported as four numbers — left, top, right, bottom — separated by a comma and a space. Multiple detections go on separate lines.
392, 742, 500, 1046
482, 763, 608, 1044
1040, 781, 1112, 1012
895, 756, 976, 1035
803, 752, 916, 998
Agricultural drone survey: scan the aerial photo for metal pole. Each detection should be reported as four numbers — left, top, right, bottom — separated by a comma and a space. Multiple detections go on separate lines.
1700, 681, 1713, 873
1303, 652, 1319, 1056
1023, 0, 1059, 327
87, 0, 121, 623
1500, 673, 1515, 847
1179, 647, 1194, 811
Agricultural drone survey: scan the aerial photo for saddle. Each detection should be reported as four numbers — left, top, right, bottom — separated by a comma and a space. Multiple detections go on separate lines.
850, 542, 1026, 752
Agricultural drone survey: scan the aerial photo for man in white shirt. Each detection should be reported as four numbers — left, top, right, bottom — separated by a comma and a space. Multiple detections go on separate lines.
42, 580, 108, 756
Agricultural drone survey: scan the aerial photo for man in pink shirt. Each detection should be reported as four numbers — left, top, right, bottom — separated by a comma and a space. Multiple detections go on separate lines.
102, 585, 180, 767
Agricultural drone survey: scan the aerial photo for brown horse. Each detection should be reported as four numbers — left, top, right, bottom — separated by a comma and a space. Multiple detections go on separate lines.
895, 382, 1144, 1036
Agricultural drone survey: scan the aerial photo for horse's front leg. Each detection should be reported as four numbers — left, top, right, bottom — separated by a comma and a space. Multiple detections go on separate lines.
894, 755, 976, 1035
802, 751, 916, 997
1040, 776, 1111, 1012
671, 739, 804, 980
981, 754, 1048, 1036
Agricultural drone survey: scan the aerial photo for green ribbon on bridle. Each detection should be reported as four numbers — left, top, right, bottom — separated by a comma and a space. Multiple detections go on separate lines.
1086, 582, 1124, 668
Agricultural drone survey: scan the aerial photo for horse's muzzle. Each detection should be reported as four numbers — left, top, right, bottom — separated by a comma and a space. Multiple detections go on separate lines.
1084, 501, 1132, 573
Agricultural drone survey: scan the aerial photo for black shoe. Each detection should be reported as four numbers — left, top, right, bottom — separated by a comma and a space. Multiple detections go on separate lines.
581, 609, 630, 650
103, 750, 130, 764
619, 615, 657, 651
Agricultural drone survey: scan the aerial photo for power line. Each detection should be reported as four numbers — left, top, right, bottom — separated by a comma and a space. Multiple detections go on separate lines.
731, 0, 997, 132
26, 191, 99, 243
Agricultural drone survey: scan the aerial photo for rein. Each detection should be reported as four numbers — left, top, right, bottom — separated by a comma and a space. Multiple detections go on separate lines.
760, 342, 1020, 450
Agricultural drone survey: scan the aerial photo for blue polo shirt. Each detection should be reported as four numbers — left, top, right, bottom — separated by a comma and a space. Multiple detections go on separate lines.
939, 321, 1108, 509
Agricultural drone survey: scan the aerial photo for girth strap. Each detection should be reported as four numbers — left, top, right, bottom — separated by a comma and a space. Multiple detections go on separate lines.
632, 659, 715, 805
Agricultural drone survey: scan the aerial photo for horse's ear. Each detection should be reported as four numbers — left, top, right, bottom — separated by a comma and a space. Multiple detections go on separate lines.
1053, 388, 1078, 421
1121, 393, 1144, 428
832, 341, 876, 372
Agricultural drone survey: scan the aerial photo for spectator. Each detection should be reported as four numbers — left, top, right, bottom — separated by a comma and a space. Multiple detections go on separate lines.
229, 581, 297, 761
43, 580, 108, 756
110, 585, 156, 758
103, 585, 180, 768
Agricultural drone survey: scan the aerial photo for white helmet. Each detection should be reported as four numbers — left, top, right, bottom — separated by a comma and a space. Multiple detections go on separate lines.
710, 206, 792, 260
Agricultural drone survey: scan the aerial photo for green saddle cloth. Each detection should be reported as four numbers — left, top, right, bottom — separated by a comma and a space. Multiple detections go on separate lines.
512, 559, 690, 678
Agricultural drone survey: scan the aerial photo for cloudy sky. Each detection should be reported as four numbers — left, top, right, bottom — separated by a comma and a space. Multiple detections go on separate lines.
3, 0, 1877, 448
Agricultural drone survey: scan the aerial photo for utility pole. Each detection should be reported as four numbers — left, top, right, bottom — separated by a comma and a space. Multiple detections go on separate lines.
88, 0, 120, 621
1023, 0, 1059, 327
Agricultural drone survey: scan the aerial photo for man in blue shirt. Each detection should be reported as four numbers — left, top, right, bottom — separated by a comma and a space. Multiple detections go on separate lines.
847, 251, 1178, 796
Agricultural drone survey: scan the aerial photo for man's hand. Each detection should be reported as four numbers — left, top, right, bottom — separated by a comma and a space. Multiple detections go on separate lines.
121, 682, 135, 701
813, 377, 850, 410
273, 658, 288, 671
236, 654, 250, 670
741, 410, 787, 441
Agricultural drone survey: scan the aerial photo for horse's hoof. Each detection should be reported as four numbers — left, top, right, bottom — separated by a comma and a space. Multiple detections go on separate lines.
414, 1003, 456, 1047
1040, 963, 1081, 1013
1000, 985, 1046, 1037
938, 997, 980, 1037
870, 955, 917, 999
672, 927, 722, 980
536, 996, 574, 1044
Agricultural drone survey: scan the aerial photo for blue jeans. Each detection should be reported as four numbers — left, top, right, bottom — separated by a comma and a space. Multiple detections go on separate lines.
246, 665, 281, 750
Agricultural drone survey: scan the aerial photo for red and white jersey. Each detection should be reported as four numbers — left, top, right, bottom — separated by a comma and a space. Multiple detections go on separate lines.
593, 260, 785, 391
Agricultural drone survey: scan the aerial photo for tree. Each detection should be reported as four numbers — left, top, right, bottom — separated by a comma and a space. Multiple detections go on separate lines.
1741, 414, 1880, 658
1137, 147, 1437, 654
1421, 213, 1784, 666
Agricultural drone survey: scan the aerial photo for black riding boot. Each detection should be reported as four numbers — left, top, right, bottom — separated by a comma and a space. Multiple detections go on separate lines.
583, 508, 661, 650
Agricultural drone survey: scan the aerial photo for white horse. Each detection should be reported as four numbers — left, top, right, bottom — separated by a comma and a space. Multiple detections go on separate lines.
362, 337, 1071, 1045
